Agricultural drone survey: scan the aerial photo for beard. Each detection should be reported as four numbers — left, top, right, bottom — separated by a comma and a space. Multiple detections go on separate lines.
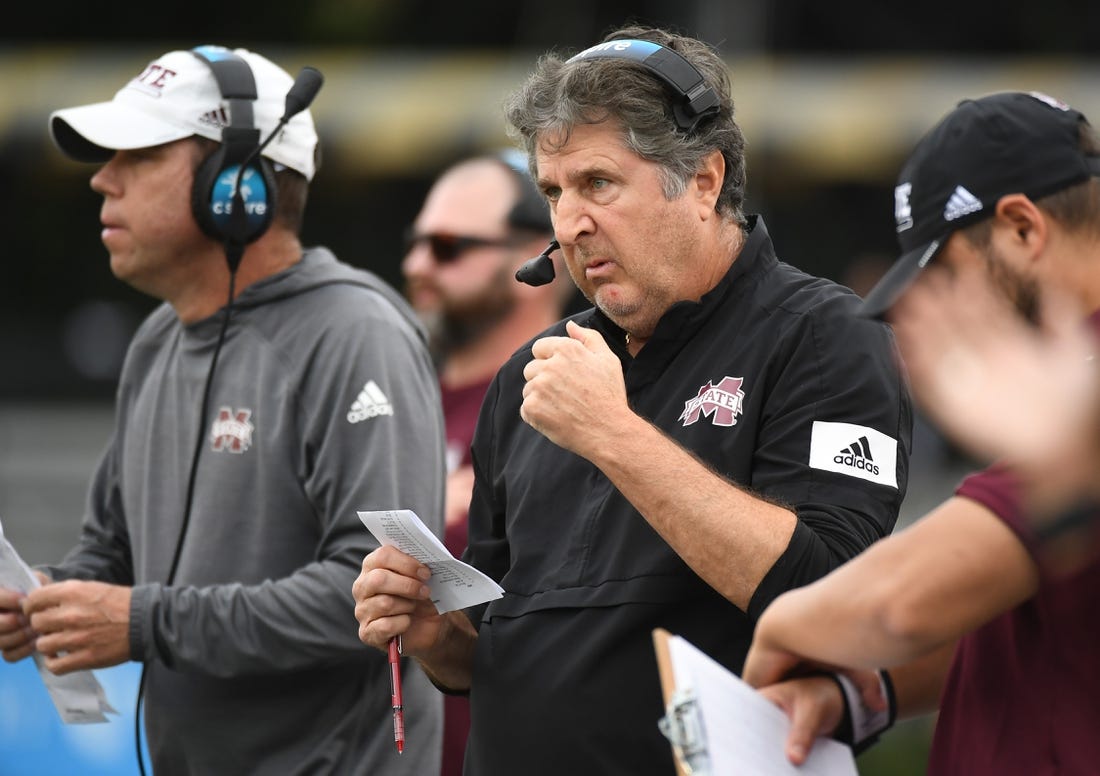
985, 246, 1041, 324
414, 263, 517, 363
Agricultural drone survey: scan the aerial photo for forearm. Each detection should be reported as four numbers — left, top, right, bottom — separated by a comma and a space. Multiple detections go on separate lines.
587, 412, 797, 611
888, 639, 956, 720
757, 497, 1041, 669
415, 610, 479, 692
757, 556, 964, 672
757, 579, 924, 672
753, 538, 951, 671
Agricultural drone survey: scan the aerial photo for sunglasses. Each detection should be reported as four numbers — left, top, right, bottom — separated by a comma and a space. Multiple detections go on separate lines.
404, 229, 515, 264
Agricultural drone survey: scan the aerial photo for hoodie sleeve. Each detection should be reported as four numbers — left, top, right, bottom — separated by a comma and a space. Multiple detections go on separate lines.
41, 433, 135, 586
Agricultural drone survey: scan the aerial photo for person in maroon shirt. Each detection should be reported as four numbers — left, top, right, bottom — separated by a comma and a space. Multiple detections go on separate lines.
400, 150, 568, 776
741, 91, 1100, 774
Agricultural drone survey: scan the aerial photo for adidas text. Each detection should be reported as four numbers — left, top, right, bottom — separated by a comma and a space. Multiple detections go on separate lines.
348, 403, 394, 422
833, 453, 879, 475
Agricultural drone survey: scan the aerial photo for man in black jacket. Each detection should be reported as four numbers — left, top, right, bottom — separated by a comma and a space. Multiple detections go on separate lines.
353, 24, 912, 775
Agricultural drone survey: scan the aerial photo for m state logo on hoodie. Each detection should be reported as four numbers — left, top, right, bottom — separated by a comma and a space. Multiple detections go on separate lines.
210, 407, 254, 453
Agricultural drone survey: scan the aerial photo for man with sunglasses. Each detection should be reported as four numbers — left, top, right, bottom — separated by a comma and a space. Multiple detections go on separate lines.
401, 150, 567, 776
354, 25, 910, 774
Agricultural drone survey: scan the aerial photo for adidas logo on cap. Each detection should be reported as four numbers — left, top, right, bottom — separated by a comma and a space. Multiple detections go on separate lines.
943, 185, 983, 222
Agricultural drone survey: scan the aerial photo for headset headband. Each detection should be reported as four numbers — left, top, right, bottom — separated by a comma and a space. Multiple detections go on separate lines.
567, 39, 720, 133
192, 46, 256, 121
187, 45, 271, 267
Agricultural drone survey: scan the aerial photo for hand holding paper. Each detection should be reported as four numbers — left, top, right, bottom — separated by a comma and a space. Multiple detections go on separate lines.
357, 509, 503, 614
653, 630, 857, 776
356, 509, 503, 752
0, 518, 116, 724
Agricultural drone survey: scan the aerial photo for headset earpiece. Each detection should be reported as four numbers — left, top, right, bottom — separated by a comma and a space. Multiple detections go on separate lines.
188, 46, 277, 261
191, 147, 276, 244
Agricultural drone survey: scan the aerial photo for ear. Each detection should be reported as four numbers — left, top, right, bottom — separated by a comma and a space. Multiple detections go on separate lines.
691, 149, 725, 219
992, 194, 1048, 262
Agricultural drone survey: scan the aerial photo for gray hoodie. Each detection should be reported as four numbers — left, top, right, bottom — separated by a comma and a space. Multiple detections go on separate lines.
48, 247, 445, 775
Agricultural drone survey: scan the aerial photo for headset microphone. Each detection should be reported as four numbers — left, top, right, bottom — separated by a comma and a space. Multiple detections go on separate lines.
223, 66, 324, 273
282, 66, 325, 118
515, 239, 559, 286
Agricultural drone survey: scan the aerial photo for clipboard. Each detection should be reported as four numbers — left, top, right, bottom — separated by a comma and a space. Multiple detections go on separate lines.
653, 628, 709, 776
652, 628, 859, 776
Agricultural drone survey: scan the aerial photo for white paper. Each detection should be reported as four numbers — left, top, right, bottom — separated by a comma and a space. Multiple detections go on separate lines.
357, 509, 504, 614
665, 633, 857, 776
0, 517, 117, 724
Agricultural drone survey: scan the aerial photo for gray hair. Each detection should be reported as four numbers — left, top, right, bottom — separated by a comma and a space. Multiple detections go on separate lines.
504, 25, 747, 226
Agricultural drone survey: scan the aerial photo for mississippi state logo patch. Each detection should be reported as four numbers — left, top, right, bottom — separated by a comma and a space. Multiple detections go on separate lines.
679, 376, 746, 427
210, 407, 254, 453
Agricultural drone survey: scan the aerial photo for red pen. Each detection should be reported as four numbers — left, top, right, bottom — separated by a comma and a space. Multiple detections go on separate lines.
388, 635, 405, 754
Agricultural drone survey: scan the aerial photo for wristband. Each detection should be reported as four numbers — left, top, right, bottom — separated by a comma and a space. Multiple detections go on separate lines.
829, 669, 896, 755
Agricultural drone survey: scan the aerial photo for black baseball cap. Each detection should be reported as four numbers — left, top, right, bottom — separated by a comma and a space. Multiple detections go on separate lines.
860, 91, 1100, 318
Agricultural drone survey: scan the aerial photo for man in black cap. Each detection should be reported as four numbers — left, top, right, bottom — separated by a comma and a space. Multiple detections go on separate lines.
741, 91, 1100, 775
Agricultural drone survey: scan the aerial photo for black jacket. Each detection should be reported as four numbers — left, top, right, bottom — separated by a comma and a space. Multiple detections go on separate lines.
463, 216, 912, 775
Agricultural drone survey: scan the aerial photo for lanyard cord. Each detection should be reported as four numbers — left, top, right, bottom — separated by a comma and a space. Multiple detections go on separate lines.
135, 271, 237, 776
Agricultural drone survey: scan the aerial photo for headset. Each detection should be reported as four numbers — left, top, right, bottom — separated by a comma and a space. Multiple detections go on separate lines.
566, 39, 721, 133
189, 46, 277, 268
515, 38, 721, 286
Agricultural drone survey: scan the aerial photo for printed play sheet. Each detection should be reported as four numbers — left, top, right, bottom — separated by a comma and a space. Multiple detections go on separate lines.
358, 509, 504, 613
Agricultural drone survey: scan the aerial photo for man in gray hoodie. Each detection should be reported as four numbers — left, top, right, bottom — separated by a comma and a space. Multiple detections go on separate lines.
0, 46, 445, 775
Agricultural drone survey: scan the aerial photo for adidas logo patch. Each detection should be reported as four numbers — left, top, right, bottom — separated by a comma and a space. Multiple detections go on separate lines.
347, 380, 394, 424
943, 185, 983, 222
833, 435, 879, 475
808, 421, 898, 489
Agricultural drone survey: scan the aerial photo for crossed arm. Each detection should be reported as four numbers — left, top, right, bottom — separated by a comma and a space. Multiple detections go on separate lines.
742, 495, 1041, 762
